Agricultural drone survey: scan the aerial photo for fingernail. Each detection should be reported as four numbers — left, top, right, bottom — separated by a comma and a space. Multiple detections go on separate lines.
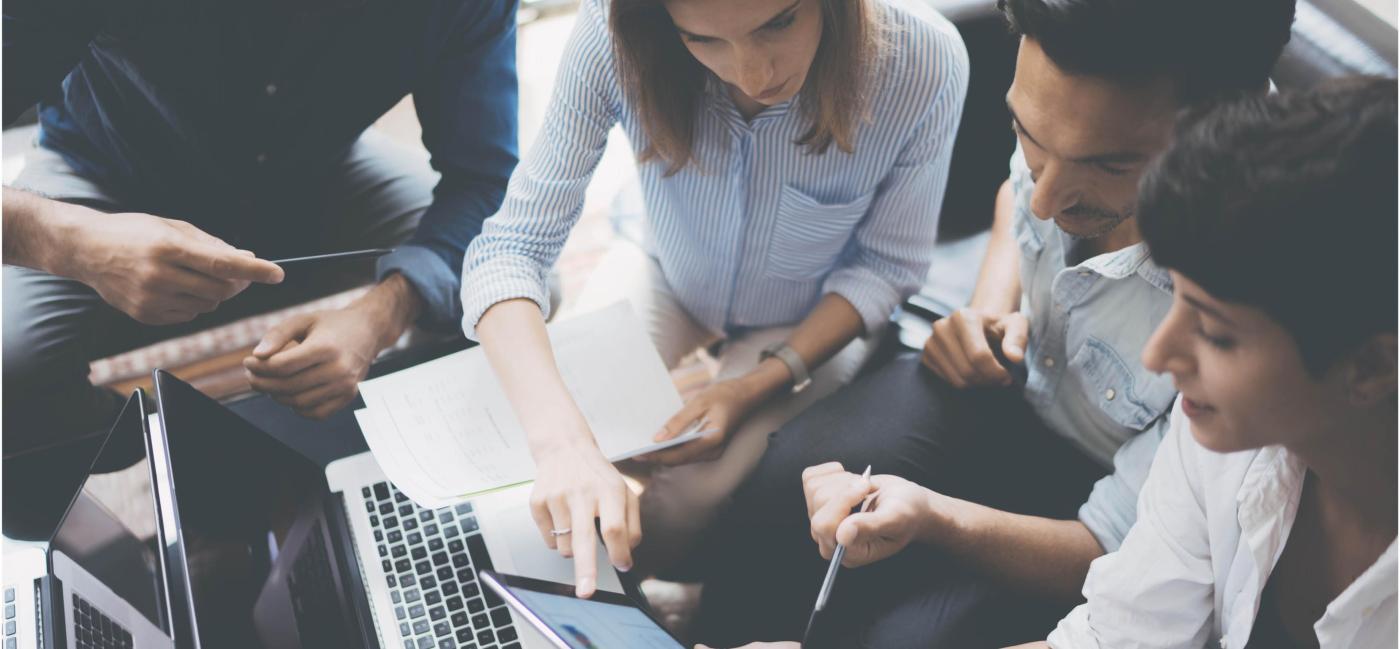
1006, 345, 1022, 356
253, 341, 272, 355
578, 577, 594, 594
617, 563, 632, 573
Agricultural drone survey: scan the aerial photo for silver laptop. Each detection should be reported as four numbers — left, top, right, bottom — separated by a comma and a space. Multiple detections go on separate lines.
2, 391, 174, 649
147, 370, 629, 649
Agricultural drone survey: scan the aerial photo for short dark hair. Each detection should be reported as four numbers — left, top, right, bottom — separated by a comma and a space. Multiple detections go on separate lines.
1138, 76, 1397, 374
999, 0, 1296, 105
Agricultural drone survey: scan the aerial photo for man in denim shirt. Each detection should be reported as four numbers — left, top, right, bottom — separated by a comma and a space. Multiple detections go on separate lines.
1, 0, 517, 537
694, 1, 1295, 646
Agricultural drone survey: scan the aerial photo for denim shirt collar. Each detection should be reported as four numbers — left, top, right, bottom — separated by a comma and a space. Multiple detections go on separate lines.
1069, 232, 1174, 295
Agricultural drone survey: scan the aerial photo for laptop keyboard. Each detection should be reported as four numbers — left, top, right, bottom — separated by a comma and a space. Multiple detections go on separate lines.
71, 593, 132, 649
4, 586, 16, 649
363, 481, 520, 649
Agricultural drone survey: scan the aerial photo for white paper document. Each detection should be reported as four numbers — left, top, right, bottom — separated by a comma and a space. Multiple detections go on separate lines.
355, 302, 683, 507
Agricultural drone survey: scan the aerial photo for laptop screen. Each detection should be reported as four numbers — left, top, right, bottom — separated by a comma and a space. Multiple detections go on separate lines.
152, 372, 329, 648
49, 392, 169, 633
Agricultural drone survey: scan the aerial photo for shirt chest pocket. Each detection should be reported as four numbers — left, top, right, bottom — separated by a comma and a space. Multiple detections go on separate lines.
1070, 336, 1177, 431
765, 184, 875, 282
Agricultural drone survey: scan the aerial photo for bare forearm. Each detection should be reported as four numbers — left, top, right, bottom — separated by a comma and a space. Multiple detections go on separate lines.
3, 187, 77, 273
1005, 642, 1052, 649
353, 273, 425, 348
740, 293, 864, 400
922, 492, 1103, 601
476, 299, 593, 456
968, 179, 1021, 314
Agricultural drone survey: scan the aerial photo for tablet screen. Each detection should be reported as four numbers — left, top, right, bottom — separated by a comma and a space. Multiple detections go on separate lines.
497, 579, 684, 649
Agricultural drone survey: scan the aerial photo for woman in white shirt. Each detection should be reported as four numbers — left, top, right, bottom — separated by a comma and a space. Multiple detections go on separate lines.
1022, 77, 1398, 648
460, 0, 968, 595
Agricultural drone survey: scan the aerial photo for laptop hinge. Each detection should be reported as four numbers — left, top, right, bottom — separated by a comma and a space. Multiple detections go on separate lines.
323, 492, 381, 649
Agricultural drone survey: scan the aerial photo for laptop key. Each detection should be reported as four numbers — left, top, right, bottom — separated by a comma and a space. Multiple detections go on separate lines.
412, 547, 427, 561
433, 552, 450, 567
404, 589, 421, 603
409, 604, 425, 619
467, 597, 484, 613
446, 597, 464, 612
440, 640, 456, 649
380, 503, 394, 515
451, 611, 468, 626
490, 607, 511, 627
441, 581, 459, 596
456, 629, 473, 643
416, 561, 432, 575
462, 517, 479, 534
395, 559, 412, 573
471, 612, 489, 628
429, 606, 446, 621
444, 525, 460, 538
388, 530, 403, 543
419, 510, 434, 523
451, 553, 469, 568
425, 591, 442, 606
403, 641, 415, 649
425, 524, 439, 537
497, 627, 517, 643
413, 620, 430, 635
439, 511, 453, 524
421, 575, 438, 590
437, 566, 455, 581
402, 574, 417, 588
375, 483, 390, 500
386, 517, 400, 530
4, 605, 12, 619
404, 518, 419, 531
395, 606, 407, 621
400, 622, 411, 637
4, 589, 12, 603
475, 629, 495, 645
455, 502, 473, 515
399, 504, 414, 517
393, 546, 407, 558
434, 622, 451, 637
408, 532, 423, 545
416, 635, 434, 648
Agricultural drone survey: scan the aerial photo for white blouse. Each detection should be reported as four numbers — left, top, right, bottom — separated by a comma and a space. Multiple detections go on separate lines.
1048, 400, 1397, 649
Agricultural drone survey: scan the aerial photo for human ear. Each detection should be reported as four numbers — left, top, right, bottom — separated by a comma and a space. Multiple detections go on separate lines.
1346, 333, 1397, 406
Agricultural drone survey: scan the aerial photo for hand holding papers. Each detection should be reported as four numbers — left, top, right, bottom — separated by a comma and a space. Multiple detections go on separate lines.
354, 302, 690, 508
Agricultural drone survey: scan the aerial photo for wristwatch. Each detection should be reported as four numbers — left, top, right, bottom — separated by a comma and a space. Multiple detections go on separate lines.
760, 342, 812, 395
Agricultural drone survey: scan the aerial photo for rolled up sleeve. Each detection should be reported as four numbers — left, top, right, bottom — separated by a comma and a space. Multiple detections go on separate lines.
821, 29, 968, 334
1048, 402, 1216, 648
393, 0, 520, 331
459, 0, 618, 340
1077, 419, 1168, 552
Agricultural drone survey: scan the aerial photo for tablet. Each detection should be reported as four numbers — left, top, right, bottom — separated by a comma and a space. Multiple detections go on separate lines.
481, 571, 686, 649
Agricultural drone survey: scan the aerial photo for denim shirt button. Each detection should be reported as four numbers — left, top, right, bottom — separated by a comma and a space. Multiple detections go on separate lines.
1104, 388, 1116, 401
1043, 357, 1055, 368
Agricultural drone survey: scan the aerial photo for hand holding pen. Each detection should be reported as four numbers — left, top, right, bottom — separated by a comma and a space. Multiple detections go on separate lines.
802, 462, 942, 569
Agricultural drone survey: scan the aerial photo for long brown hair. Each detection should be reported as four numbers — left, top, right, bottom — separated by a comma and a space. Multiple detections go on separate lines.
609, 0, 887, 175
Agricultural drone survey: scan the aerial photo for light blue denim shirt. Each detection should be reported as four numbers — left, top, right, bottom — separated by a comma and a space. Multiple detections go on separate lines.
1009, 145, 1177, 552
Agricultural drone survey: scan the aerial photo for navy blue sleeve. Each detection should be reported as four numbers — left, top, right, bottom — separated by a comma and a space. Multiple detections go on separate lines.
3, 0, 102, 125
376, 0, 520, 332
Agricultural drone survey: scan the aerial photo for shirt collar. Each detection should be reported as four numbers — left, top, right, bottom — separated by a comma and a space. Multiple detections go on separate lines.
1063, 233, 1174, 294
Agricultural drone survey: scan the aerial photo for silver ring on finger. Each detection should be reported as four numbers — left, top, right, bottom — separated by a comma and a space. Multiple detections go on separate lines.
549, 528, 572, 537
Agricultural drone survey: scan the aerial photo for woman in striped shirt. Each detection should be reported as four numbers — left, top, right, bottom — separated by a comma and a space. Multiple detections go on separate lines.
461, 0, 968, 595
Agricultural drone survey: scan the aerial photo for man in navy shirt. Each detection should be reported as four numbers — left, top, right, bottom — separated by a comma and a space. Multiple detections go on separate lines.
1, 0, 518, 536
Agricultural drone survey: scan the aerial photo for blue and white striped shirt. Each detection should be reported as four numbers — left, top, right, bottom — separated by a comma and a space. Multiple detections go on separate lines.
461, 0, 968, 339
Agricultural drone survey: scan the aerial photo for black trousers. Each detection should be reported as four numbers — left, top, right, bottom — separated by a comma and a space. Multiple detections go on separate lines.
692, 353, 1108, 648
